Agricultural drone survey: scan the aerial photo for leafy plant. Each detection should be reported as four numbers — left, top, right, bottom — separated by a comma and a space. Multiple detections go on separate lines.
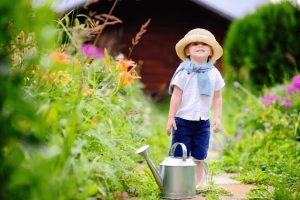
224, 1, 300, 92
1, 1, 169, 199
221, 78, 300, 199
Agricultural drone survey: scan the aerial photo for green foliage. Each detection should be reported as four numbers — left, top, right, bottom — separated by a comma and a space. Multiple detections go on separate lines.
197, 181, 232, 200
224, 2, 300, 92
246, 185, 274, 200
0, 1, 55, 199
1, 2, 169, 200
221, 81, 300, 199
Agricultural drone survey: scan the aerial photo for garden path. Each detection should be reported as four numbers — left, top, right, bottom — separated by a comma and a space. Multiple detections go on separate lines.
192, 150, 256, 200
131, 133, 256, 199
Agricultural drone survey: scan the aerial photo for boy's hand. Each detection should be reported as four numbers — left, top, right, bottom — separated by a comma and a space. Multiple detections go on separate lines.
166, 117, 177, 136
212, 118, 221, 133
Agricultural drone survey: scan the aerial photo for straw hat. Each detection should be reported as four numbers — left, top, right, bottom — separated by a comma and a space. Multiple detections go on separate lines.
175, 28, 223, 62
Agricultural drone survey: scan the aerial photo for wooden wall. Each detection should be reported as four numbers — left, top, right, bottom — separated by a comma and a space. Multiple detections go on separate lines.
81, 0, 231, 95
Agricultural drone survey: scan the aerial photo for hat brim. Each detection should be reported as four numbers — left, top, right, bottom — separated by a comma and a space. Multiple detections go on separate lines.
175, 35, 223, 62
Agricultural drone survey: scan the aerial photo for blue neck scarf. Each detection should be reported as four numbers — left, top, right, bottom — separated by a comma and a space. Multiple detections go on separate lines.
168, 59, 214, 96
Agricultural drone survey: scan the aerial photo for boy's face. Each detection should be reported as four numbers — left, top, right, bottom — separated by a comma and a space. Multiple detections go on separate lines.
185, 42, 212, 61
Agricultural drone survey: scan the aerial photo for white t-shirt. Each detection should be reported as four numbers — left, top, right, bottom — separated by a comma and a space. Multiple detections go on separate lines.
170, 67, 225, 121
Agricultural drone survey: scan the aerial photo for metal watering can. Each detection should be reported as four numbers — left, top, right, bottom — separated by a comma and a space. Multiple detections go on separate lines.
135, 143, 198, 199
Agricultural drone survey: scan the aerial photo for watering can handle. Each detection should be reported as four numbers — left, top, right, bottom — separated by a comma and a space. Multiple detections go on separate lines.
170, 142, 187, 161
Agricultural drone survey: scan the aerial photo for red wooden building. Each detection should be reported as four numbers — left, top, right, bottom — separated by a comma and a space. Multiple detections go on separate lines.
79, 0, 232, 96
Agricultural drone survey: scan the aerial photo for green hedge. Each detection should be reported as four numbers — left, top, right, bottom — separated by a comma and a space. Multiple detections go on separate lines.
224, 2, 300, 91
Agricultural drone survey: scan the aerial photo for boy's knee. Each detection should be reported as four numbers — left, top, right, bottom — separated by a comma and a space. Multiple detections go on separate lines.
193, 158, 203, 164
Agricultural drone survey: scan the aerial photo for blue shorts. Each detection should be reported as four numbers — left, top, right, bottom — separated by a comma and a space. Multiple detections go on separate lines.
171, 117, 211, 160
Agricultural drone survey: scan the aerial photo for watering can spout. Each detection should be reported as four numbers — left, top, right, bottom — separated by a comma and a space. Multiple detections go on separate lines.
135, 145, 163, 189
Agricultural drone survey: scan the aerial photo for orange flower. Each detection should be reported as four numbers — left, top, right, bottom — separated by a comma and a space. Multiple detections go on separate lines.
49, 52, 81, 68
116, 59, 140, 87
82, 84, 95, 96
91, 118, 98, 125
116, 59, 137, 72
49, 52, 69, 64
47, 73, 57, 85
46, 71, 72, 86
119, 68, 141, 86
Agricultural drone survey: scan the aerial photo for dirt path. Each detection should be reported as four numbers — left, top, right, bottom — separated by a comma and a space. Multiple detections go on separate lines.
213, 174, 256, 200
192, 174, 256, 200
191, 150, 256, 200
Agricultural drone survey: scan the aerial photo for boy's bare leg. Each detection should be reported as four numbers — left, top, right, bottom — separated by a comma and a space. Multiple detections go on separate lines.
194, 160, 204, 186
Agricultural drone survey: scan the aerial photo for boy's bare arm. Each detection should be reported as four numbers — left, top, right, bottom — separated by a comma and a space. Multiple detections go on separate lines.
212, 90, 222, 132
166, 86, 182, 136
168, 86, 183, 117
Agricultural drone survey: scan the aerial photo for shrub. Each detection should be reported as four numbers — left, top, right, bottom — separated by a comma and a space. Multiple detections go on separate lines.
224, 1, 300, 92
221, 77, 300, 199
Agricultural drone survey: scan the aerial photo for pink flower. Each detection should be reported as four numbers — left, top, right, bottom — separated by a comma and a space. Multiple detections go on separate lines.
284, 99, 291, 109
261, 93, 280, 107
264, 93, 280, 101
262, 98, 271, 107
292, 75, 300, 89
287, 84, 297, 94
81, 44, 104, 58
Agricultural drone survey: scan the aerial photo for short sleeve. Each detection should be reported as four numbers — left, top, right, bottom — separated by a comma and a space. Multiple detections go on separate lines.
170, 70, 187, 91
215, 70, 225, 91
